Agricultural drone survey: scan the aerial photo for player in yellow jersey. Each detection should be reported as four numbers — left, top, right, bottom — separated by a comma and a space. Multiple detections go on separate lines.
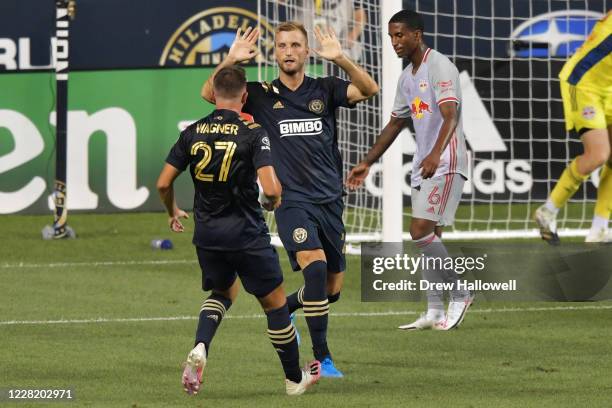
535, 11, 612, 243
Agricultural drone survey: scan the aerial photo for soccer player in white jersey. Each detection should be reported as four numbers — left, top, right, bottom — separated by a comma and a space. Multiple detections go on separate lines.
347, 9, 473, 330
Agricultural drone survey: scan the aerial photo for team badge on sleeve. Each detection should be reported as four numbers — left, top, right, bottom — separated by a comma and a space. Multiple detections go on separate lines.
308, 99, 325, 114
293, 228, 308, 243
436, 80, 455, 95
261, 136, 271, 150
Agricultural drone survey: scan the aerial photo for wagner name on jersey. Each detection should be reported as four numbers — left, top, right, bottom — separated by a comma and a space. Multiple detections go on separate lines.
391, 48, 468, 187
165, 109, 273, 251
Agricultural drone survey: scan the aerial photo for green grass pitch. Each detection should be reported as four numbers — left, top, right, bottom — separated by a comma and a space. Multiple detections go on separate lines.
1, 213, 611, 407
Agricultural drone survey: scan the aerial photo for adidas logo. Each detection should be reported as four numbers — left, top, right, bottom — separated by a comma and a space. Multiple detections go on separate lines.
273, 101, 284, 109
207, 315, 219, 323
426, 206, 436, 214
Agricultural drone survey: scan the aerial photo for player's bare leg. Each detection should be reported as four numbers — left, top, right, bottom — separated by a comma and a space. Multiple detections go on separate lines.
326, 271, 344, 302
536, 128, 610, 244
258, 283, 287, 311
183, 280, 239, 395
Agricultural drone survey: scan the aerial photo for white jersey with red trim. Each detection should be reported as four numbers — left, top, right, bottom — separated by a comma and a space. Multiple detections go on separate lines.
391, 48, 468, 187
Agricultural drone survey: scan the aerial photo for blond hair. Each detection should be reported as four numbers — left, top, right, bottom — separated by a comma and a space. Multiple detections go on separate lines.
275, 21, 308, 45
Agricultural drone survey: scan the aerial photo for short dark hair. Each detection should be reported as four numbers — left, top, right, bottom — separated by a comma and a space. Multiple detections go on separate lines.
213, 65, 246, 98
389, 9, 425, 32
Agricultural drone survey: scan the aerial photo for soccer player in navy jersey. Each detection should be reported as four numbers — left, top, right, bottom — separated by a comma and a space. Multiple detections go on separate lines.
201, 22, 378, 377
158, 66, 320, 396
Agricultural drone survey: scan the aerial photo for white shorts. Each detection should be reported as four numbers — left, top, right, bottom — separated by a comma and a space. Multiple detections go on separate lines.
411, 174, 465, 226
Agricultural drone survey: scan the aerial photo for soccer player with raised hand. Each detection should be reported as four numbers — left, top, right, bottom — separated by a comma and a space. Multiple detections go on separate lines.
158, 65, 320, 396
201, 22, 378, 377
347, 9, 473, 331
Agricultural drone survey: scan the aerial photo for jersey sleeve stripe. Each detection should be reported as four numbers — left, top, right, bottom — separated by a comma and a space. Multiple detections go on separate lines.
567, 34, 612, 85
437, 97, 459, 105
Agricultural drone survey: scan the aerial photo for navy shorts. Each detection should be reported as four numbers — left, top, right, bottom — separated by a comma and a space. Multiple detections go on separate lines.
274, 199, 346, 273
195, 246, 283, 298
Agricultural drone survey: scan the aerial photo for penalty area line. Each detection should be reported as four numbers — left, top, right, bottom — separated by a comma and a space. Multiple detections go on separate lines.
2, 304, 612, 326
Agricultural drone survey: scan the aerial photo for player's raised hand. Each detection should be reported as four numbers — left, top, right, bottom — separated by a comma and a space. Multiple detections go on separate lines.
228, 27, 260, 63
311, 26, 343, 62
419, 152, 440, 179
169, 208, 189, 233
346, 162, 370, 190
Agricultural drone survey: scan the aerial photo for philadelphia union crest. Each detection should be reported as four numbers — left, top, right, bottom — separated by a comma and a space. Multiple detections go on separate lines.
293, 228, 308, 244
308, 99, 325, 114
160, 7, 275, 66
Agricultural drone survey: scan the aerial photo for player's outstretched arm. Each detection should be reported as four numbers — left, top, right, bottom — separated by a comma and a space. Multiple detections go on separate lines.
346, 116, 408, 190
157, 163, 189, 232
200, 27, 260, 103
311, 26, 378, 104
257, 165, 282, 211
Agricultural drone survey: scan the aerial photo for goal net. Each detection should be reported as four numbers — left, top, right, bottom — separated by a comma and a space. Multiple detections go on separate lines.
406, 0, 608, 239
258, 0, 608, 242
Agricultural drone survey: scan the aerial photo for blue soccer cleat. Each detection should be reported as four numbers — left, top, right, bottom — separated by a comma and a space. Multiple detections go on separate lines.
290, 312, 301, 346
320, 357, 344, 378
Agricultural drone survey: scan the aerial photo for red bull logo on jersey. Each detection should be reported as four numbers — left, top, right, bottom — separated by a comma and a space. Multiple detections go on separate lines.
411, 97, 432, 120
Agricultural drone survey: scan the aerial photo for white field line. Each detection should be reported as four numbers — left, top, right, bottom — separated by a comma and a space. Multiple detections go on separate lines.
1, 304, 611, 326
0, 259, 197, 269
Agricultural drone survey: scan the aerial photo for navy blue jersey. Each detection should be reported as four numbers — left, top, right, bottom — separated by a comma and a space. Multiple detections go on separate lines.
165, 109, 273, 251
243, 76, 354, 204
